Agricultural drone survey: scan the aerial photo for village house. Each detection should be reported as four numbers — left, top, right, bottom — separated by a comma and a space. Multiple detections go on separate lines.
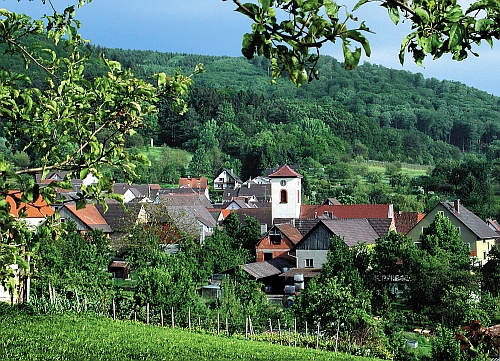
57, 203, 112, 234
178, 177, 209, 199
255, 223, 303, 262
213, 169, 242, 190
406, 200, 498, 265
293, 218, 383, 270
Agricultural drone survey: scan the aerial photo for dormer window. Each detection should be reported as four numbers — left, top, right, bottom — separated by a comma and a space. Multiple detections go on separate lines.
270, 229, 282, 245
280, 180, 287, 186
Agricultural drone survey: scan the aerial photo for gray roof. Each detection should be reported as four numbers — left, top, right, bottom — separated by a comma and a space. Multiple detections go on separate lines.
321, 218, 380, 246
441, 202, 498, 239
241, 257, 295, 279
234, 208, 272, 227
96, 202, 143, 233
156, 192, 212, 208
273, 218, 319, 235
367, 218, 393, 238
226, 169, 243, 184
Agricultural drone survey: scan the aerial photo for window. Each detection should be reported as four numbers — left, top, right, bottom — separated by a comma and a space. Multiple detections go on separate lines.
264, 253, 273, 261
280, 189, 288, 203
270, 235, 281, 245
219, 177, 224, 181
437, 211, 444, 216
483, 251, 487, 260
269, 228, 281, 245
305, 259, 314, 268
455, 226, 461, 234
280, 180, 287, 186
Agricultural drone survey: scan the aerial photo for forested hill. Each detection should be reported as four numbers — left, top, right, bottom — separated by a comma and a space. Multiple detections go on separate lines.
5, 39, 500, 181
91, 45, 500, 156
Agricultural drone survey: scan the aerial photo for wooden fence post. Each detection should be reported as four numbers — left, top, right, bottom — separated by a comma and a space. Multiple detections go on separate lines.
171, 307, 174, 328
112, 299, 116, 320
294, 318, 297, 347
161, 309, 164, 327
188, 308, 191, 330
245, 317, 248, 338
278, 319, 282, 345
316, 323, 320, 350
217, 313, 220, 335
146, 303, 149, 324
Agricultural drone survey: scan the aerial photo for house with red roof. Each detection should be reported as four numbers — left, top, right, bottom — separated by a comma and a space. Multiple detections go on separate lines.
6, 191, 54, 228
58, 204, 112, 234
178, 177, 209, 199
255, 223, 303, 262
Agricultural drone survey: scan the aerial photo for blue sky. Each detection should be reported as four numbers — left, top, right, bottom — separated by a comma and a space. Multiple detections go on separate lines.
4, 0, 500, 95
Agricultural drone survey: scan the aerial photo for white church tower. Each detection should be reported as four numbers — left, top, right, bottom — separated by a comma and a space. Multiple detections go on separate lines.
269, 165, 302, 222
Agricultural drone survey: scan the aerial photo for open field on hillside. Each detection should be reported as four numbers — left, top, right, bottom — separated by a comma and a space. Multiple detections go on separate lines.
0, 311, 384, 361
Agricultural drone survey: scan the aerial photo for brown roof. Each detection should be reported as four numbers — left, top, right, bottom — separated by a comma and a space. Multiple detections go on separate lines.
395, 212, 424, 235
241, 257, 295, 279
275, 223, 303, 245
7, 191, 54, 218
300, 204, 393, 219
268, 165, 303, 178
64, 204, 112, 232
280, 267, 321, 279
273, 218, 320, 235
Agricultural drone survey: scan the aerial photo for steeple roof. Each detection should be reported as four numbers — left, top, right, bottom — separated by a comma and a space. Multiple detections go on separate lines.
268, 165, 302, 178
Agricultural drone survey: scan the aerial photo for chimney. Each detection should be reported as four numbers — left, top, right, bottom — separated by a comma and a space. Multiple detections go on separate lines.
454, 199, 460, 213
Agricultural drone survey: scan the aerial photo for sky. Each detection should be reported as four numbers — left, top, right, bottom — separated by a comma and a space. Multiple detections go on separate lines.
3, 0, 500, 96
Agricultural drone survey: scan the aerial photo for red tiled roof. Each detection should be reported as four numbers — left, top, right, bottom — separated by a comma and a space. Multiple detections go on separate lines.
178, 177, 209, 189
7, 191, 54, 218
64, 204, 112, 232
300, 204, 392, 219
395, 212, 424, 235
268, 165, 302, 178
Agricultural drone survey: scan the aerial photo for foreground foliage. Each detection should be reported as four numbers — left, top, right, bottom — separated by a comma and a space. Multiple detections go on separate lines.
0, 308, 383, 361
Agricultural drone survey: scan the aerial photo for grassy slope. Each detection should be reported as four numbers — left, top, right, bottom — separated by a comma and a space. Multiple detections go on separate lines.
0, 312, 383, 361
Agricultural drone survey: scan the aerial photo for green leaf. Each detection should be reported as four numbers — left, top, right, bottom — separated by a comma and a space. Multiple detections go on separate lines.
444, 5, 463, 22
241, 33, 255, 59
260, 0, 271, 9
345, 30, 371, 57
342, 42, 361, 70
414, 7, 430, 23
448, 23, 464, 49
353, 0, 369, 11
386, 3, 400, 25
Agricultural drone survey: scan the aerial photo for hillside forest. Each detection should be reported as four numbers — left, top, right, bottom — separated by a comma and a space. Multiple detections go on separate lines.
3, 40, 500, 219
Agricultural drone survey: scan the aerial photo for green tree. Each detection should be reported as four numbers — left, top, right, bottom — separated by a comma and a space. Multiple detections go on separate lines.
294, 236, 372, 335
407, 214, 479, 327
233, 0, 500, 85
0, 2, 201, 295
32, 221, 112, 301
187, 147, 211, 177
481, 245, 500, 297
